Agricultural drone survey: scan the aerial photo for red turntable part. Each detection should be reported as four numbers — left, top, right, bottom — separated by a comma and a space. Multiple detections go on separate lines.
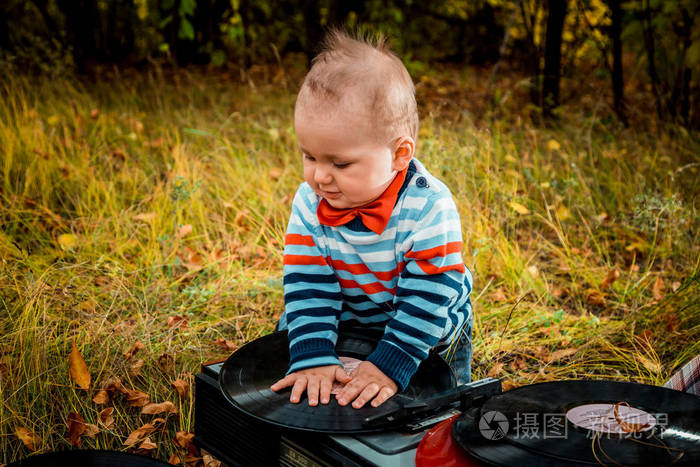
416, 414, 485, 467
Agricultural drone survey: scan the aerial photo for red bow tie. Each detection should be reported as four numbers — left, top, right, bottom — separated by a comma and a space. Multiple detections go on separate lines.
316, 168, 409, 235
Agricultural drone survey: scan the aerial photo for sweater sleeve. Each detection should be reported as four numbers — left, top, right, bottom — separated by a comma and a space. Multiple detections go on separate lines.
283, 185, 344, 374
366, 193, 468, 390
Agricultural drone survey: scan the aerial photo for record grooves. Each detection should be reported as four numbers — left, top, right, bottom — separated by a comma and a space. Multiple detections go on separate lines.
452, 380, 700, 466
219, 330, 457, 434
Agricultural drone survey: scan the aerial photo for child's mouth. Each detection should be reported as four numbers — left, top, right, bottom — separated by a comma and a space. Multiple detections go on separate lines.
320, 190, 341, 199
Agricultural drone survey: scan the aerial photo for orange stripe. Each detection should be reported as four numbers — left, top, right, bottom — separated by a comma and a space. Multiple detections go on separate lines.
283, 254, 328, 266
328, 258, 402, 282
285, 233, 315, 247
337, 277, 396, 295
414, 261, 466, 275
404, 241, 462, 260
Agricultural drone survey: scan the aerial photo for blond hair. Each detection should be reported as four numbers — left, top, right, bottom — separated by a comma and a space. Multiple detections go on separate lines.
296, 28, 419, 141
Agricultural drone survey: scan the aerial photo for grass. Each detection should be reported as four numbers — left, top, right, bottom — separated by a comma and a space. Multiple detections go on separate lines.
0, 60, 698, 464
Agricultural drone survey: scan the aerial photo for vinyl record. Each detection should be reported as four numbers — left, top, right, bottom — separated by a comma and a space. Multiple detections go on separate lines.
453, 380, 700, 466
219, 330, 456, 433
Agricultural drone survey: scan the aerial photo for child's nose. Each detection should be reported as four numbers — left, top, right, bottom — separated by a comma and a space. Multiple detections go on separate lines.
314, 165, 332, 184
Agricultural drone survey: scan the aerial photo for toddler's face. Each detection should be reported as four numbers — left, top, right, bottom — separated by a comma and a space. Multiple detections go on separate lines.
295, 101, 399, 209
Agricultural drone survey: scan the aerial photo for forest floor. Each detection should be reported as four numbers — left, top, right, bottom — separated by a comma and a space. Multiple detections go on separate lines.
1, 59, 698, 464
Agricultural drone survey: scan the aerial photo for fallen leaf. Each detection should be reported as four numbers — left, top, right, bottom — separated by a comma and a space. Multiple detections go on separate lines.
509, 358, 528, 371
501, 380, 518, 391
124, 341, 145, 360
552, 287, 568, 298
555, 205, 570, 221
168, 453, 182, 465
151, 417, 167, 427
149, 137, 164, 148
172, 379, 189, 398
123, 423, 156, 447
585, 288, 606, 307
269, 167, 283, 180
141, 401, 178, 415
98, 407, 114, 429
58, 233, 78, 250
84, 424, 99, 438
15, 427, 40, 451
600, 269, 620, 290
545, 348, 578, 363
486, 362, 504, 378
179, 246, 204, 271
69, 341, 91, 390
508, 201, 530, 215
138, 437, 157, 451
158, 354, 176, 376
125, 389, 150, 407
174, 431, 196, 451
652, 277, 665, 301
90, 109, 99, 119
546, 139, 561, 151
134, 212, 156, 222
66, 412, 86, 447
538, 326, 562, 338
77, 299, 98, 313
213, 338, 236, 352
93, 390, 110, 405
0, 362, 9, 386
531, 345, 549, 359
177, 224, 193, 238
489, 288, 507, 302
129, 359, 145, 377
663, 313, 680, 332
202, 453, 223, 467
167, 315, 188, 329
184, 454, 203, 467
105, 377, 128, 395
671, 281, 681, 292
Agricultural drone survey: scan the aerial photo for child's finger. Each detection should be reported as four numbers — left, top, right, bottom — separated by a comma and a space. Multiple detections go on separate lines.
270, 374, 295, 392
320, 378, 332, 404
307, 377, 320, 406
352, 382, 380, 409
335, 366, 352, 383
289, 377, 307, 403
336, 379, 363, 406
370, 386, 396, 408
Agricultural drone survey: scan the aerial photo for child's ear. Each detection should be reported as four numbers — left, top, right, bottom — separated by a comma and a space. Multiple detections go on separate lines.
392, 136, 414, 171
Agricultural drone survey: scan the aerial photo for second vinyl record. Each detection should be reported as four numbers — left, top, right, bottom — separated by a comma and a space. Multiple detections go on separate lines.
453, 380, 700, 466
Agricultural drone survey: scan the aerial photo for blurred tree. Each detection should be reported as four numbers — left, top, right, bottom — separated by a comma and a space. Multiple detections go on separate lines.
542, 0, 568, 118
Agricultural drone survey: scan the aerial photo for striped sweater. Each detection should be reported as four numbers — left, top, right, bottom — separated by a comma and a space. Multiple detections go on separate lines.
277, 159, 473, 390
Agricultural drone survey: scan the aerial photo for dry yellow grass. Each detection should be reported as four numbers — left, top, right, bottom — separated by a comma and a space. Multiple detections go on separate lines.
0, 64, 698, 463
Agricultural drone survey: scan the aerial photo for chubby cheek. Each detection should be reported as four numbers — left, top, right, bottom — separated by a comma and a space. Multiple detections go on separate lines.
303, 165, 317, 189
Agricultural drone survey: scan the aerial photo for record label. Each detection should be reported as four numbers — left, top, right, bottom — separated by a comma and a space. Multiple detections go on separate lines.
566, 403, 657, 434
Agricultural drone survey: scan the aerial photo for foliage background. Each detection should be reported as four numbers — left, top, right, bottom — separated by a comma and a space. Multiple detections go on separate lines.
1, 0, 699, 465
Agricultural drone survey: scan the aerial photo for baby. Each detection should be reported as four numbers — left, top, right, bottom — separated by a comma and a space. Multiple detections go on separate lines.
270, 29, 473, 410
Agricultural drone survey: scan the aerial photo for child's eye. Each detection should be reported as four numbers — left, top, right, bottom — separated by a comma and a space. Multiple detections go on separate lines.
303, 154, 315, 162
333, 162, 350, 168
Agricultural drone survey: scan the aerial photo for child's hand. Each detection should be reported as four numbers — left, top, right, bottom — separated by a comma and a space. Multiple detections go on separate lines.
270, 365, 351, 406
336, 361, 398, 409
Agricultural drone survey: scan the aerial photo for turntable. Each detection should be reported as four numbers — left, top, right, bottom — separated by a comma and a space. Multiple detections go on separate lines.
194, 331, 500, 466
194, 331, 700, 466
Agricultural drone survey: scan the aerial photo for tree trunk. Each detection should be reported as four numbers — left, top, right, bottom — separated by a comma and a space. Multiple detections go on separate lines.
300, 0, 322, 67
641, 0, 664, 119
542, 0, 568, 119
609, 0, 626, 124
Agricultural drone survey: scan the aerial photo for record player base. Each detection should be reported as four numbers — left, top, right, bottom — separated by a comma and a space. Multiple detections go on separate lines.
195, 362, 442, 466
